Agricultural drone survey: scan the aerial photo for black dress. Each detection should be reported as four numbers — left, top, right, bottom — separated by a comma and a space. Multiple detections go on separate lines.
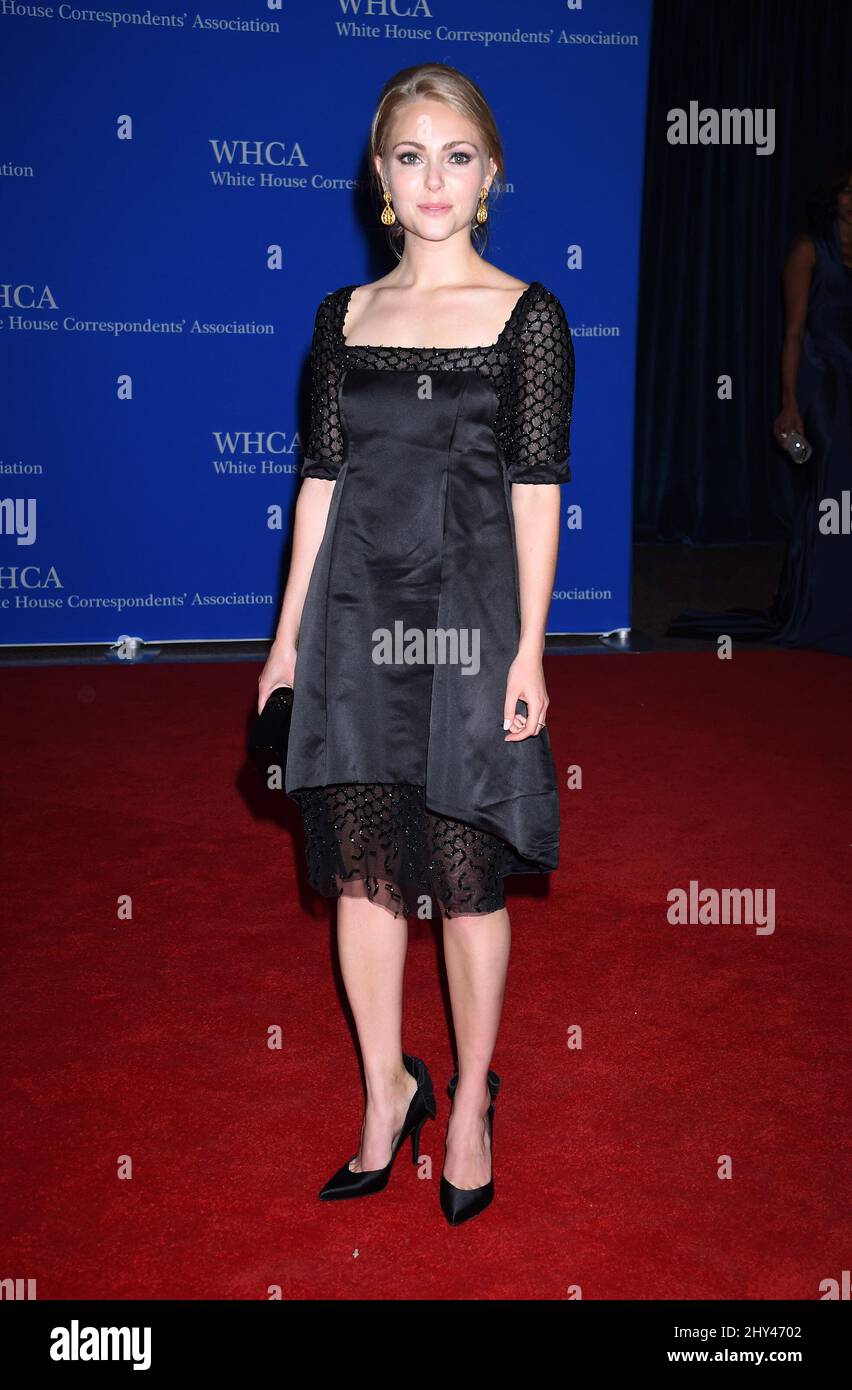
285, 281, 576, 918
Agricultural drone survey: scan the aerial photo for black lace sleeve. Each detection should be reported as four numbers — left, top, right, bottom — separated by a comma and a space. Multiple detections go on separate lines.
300, 291, 345, 480
503, 285, 575, 484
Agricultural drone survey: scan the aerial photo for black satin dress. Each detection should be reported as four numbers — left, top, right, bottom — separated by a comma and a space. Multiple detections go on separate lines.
284, 282, 575, 918
668, 218, 852, 656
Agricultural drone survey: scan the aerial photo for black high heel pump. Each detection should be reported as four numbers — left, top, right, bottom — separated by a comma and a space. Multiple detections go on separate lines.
440, 1068, 501, 1226
318, 1053, 437, 1201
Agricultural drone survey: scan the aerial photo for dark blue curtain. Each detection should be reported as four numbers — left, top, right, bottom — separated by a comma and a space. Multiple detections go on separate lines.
635, 0, 852, 542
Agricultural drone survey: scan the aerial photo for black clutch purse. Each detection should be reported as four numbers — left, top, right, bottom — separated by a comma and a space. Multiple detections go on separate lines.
249, 685, 294, 777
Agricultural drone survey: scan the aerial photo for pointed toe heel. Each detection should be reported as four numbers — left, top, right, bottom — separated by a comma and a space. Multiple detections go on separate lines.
440, 1069, 501, 1227
318, 1053, 436, 1202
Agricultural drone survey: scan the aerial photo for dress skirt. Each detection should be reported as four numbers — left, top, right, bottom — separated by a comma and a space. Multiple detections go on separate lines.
285, 366, 561, 918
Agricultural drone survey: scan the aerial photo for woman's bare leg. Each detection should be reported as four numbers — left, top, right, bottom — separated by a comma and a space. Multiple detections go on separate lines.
335, 879, 418, 1172
442, 906, 511, 1188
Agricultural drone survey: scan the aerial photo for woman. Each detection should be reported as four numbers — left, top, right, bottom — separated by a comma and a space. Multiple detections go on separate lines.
258, 63, 575, 1226
768, 152, 852, 655
668, 151, 852, 655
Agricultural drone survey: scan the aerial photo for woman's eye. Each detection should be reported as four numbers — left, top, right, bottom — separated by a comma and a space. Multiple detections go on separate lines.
396, 150, 474, 165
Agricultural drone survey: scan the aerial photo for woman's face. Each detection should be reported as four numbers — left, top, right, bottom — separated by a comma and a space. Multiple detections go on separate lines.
376, 98, 496, 242
837, 171, 852, 225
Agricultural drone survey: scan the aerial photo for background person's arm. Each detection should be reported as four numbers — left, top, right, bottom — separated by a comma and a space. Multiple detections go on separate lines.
773, 234, 815, 445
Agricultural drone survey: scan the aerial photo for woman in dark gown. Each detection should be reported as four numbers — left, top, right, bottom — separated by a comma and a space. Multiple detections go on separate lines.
668, 156, 852, 656
257, 65, 575, 1225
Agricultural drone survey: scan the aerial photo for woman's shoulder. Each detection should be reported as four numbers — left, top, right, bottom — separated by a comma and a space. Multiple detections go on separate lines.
474, 269, 561, 317
786, 233, 818, 268
316, 284, 355, 314
309, 285, 356, 343
521, 280, 567, 310
511, 280, 572, 339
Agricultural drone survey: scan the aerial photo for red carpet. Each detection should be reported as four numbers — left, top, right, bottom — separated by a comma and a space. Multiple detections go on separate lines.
1, 651, 849, 1299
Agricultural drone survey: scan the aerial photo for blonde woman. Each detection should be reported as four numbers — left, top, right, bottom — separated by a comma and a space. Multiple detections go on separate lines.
258, 63, 575, 1225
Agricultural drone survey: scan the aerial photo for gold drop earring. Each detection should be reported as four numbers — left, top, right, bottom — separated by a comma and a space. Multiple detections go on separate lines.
475, 185, 489, 224
380, 188, 396, 226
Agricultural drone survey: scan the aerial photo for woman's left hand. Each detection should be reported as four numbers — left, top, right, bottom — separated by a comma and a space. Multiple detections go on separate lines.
503, 652, 549, 741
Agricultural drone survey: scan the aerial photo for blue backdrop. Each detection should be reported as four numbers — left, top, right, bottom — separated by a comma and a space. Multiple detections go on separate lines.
0, 0, 650, 646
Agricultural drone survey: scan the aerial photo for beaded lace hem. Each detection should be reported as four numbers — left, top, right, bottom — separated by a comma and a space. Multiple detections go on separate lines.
294, 783, 510, 920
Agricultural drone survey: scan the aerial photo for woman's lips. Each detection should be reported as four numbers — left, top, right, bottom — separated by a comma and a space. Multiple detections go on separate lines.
418, 204, 451, 214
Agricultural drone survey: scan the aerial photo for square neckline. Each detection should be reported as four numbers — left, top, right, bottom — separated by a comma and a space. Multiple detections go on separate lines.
338, 280, 540, 353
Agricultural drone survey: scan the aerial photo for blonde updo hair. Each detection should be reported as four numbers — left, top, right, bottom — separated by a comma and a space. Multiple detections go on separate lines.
368, 62, 506, 258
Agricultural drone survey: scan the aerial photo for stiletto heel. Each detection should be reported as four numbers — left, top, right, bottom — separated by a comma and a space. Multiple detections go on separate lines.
318, 1053, 436, 1201
411, 1117, 427, 1165
440, 1068, 501, 1226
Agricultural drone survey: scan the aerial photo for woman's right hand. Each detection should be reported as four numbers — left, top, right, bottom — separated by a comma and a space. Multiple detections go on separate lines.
258, 639, 297, 713
773, 404, 804, 448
